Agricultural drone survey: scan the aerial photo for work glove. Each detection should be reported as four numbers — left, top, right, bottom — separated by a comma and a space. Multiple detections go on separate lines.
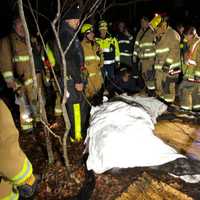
18, 174, 40, 199
162, 65, 170, 73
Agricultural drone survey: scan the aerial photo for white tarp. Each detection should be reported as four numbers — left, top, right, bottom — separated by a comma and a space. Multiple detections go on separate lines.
85, 95, 185, 174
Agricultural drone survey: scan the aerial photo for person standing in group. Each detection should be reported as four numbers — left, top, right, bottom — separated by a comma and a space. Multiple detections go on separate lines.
134, 16, 156, 95
149, 14, 181, 103
0, 17, 36, 132
59, 6, 88, 142
96, 20, 120, 92
116, 21, 134, 68
179, 27, 200, 111
81, 23, 104, 101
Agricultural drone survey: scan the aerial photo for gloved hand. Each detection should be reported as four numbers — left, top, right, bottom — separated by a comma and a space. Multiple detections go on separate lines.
162, 65, 170, 73
18, 174, 40, 199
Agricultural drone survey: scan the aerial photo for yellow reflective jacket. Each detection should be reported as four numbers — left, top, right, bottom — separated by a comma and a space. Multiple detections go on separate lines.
96, 35, 120, 65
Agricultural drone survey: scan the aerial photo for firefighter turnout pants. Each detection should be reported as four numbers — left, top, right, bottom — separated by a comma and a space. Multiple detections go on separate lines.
85, 72, 103, 98
179, 80, 200, 111
0, 100, 33, 200
155, 70, 178, 103
66, 80, 89, 142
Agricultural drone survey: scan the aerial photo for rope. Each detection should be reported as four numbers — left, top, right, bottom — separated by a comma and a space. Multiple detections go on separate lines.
81, 92, 92, 107
106, 75, 125, 93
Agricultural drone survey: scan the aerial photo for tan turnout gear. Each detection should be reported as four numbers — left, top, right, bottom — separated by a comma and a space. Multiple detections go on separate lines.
154, 26, 181, 103
138, 28, 156, 90
179, 36, 200, 110
81, 40, 103, 98
0, 32, 35, 132
0, 100, 34, 200
133, 28, 146, 58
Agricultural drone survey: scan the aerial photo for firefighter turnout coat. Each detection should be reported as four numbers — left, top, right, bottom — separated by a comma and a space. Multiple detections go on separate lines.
137, 28, 156, 90
81, 39, 103, 98
0, 100, 33, 200
154, 26, 181, 103
0, 33, 35, 131
179, 36, 200, 110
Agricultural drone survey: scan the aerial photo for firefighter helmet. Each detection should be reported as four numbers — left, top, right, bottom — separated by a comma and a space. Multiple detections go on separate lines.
81, 23, 93, 34
98, 20, 108, 30
149, 14, 162, 31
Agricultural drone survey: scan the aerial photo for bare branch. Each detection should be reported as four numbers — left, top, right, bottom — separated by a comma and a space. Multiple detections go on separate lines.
39, 88, 54, 164
51, 0, 71, 170
18, 0, 37, 91
64, 0, 103, 55
102, 0, 152, 16
27, 0, 62, 95
40, 119, 63, 145
23, 4, 50, 22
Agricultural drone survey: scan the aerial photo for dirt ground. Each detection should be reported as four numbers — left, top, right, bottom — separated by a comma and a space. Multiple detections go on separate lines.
20, 119, 200, 200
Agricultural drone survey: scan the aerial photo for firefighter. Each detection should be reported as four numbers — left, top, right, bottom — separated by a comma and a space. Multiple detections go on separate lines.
133, 16, 150, 79
42, 41, 63, 117
96, 20, 120, 88
149, 14, 181, 103
116, 21, 134, 67
135, 21, 156, 95
81, 23, 104, 99
179, 27, 200, 111
0, 17, 36, 132
138, 27, 156, 95
59, 6, 88, 142
0, 99, 37, 200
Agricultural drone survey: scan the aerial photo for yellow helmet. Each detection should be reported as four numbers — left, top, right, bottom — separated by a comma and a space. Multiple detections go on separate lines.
98, 20, 108, 30
149, 14, 162, 31
81, 23, 93, 34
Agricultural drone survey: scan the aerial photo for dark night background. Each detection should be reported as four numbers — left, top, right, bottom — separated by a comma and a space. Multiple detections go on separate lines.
0, 0, 200, 38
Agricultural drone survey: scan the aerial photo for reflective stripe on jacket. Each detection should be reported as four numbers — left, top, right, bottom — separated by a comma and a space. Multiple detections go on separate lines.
96, 35, 120, 65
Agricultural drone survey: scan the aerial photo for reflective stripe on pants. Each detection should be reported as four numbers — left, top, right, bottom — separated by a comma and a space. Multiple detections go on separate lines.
73, 104, 82, 142
155, 70, 176, 103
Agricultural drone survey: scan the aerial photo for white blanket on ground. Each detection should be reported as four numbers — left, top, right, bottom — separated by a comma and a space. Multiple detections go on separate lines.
85, 95, 184, 174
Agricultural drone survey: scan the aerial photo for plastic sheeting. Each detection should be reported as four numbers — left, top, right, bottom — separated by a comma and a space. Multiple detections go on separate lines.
85, 95, 185, 174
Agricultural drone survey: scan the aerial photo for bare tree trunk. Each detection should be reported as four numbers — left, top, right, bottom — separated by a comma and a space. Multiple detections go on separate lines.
52, 0, 71, 171
18, 0, 54, 164
27, 0, 62, 95
24, 0, 104, 172
39, 89, 54, 164
18, 0, 37, 91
